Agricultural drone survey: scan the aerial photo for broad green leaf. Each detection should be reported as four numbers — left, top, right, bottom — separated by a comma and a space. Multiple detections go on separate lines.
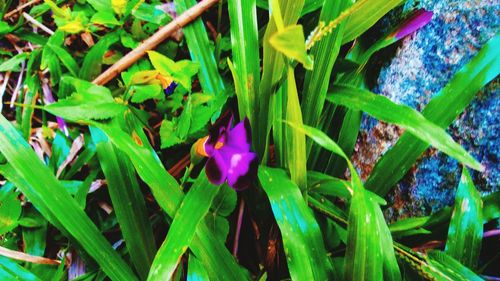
0, 115, 138, 281
91, 127, 156, 280
86, 0, 113, 13
366, 34, 500, 196
227, 0, 260, 123
159, 119, 183, 148
256, 0, 323, 16
130, 84, 163, 103
90, 12, 121, 27
258, 166, 335, 281
0, 256, 42, 281
308, 171, 351, 199
445, 168, 483, 269
269, 25, 313, 69
148, 51, 198, 90
111, 0, 127, 15
80, 32, 119, 81
0, 185, 21, 235
204, 185, 237, 242
148, 173, 219, 281
45, 77, 127, 121
327, 85, 483, 171
91, 119, 250, 281
187, 254, 210, 281
388, 217, 430, 233
131, 3, 171, 25
342, 0, 404, 43
173, 0, 225, 96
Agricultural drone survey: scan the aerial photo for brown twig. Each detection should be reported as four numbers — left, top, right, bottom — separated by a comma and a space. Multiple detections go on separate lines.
3, 0, 42, 20
0, 245, 61, 265
92, 0, 219, 86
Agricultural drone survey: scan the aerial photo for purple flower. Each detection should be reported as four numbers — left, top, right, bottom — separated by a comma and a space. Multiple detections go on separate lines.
392, 9, 433, 40
197, 113, 258, 190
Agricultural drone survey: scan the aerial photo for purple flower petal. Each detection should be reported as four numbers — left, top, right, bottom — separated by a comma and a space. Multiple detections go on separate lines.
225, 117, 252, 152
205, 151, 227, 185
218, 148, 258, 190
394, 9, 433, 40
205, 112, 233, 155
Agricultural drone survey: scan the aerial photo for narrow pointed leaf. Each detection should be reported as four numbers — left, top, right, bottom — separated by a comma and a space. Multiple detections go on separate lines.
90, 127, 156, 280
445, 168, 483, 269
328, 85, 483, 171
173, 0, 224, 95
366, 34, 500, 196
258, 166, 335, 281
0, 115, 138, 281
148, 173, 219, 281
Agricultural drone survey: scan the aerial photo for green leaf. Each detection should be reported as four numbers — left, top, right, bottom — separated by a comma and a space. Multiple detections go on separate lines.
483, 191, 500, 222
130, 84, 163, 103
131, 3, 171, 25
284, 66, 307, 189
301, 0, 350, 131
92, 120, 250, 281
86, 0, 114, 13
345, 187, 401, 281
91, 127, 156, 280
0, 53, 28, 72
0, 256, 43, 281
0, 185, 21, 235
148, 51, 198, 90
90, 11, 121, 27
427, 250, 483, 281
308, 171, 351, 199
46, 43, 80, 77
159, 119, 184, 148
366, 34, 500, 196
342, 0, 404, 43
45, 77, 127, 121
205, 185, 237, 242
445, 168, 483, 269
269, 25, 313, 69
258, 166, 335, 281
0, 115, 138, 281
173, 0, 225, 96
227, 0, 260, 123
256, 0, 304, 158
327, 85, 483, 171
187, 254, 210, 281
79, 32, 119, 81
148, 173, 219, 281
288, 124, 400, 281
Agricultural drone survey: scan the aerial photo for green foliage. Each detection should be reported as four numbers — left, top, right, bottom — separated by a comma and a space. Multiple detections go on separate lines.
0, 0, 494, 280
445, 168, 483, 269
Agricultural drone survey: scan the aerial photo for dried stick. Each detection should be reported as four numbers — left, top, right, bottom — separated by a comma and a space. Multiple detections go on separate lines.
22, 12, 54, 35
3, 0, 42, 19
92, 0, 218, 86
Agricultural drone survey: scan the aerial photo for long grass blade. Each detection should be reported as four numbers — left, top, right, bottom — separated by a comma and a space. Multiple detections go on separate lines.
91, 120, 250, 281
258, 166, 335, 280
147, 172, 219, 281
90, 126, 156, 280
227, 0, 260, 123
365, 34, 500, 196
0, 115, 138, 281
342, 0, 403, 43
445, 168, 483, 269
327, 85, 483, 171
174, 0, 224, 96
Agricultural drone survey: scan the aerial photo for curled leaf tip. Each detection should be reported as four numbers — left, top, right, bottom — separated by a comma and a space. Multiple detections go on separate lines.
393, 9, 433, 40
